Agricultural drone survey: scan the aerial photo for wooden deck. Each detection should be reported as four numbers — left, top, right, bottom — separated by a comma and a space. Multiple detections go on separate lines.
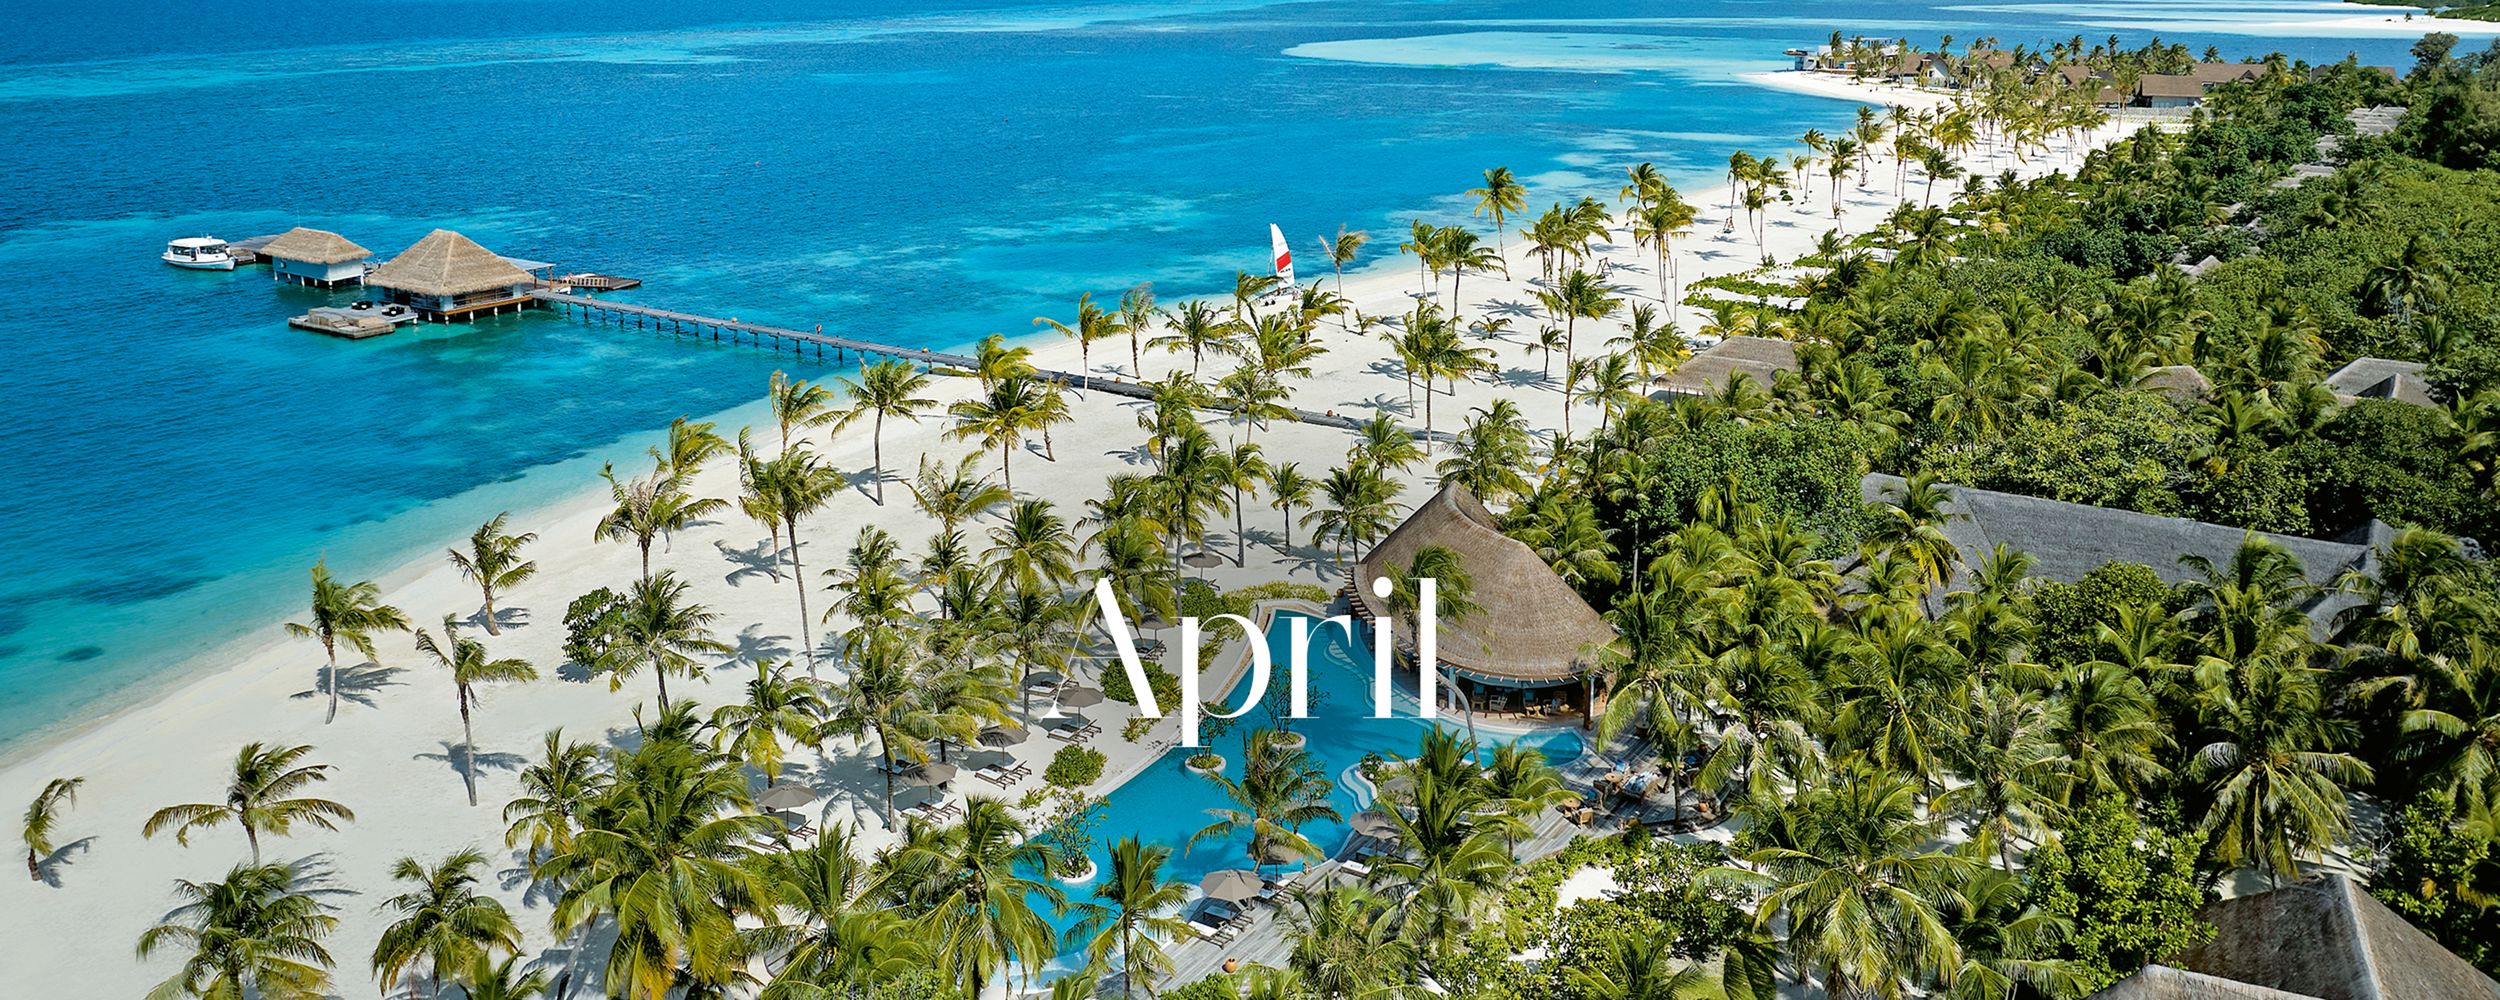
531, 290, 1389, 435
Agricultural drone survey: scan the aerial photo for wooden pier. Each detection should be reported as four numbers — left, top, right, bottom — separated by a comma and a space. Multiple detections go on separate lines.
529, 290, 1377, 434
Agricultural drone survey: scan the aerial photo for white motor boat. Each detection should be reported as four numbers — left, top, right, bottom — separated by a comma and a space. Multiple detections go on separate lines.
162, 236, 235, 270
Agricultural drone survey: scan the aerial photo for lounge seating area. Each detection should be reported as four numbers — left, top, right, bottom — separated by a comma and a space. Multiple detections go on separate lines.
974, 760, 1030, 788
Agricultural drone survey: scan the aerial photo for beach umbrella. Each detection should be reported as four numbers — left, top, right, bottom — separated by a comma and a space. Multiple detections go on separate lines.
1201, 869, 1263, 903
1183, 550, 1223, 580
757, 783, 818, 811
1056, 684, 1105, 708
1023, 670, 1065, 690
1137, 612, 1172, 634
1350, 809, 1401, 840
896, 761, 958, 787
978, 723, 1029, 747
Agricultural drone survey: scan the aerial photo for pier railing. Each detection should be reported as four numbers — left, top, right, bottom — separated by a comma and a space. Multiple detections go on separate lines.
531, 290, 1378, 434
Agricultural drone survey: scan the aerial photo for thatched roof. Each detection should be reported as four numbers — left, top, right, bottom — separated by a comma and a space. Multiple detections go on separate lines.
2162, 874, 2500, 1000
1652, 335, 1798, 398
2138, 74, 2207, 99
1351, 484, 1614, 685
2190, 61, 2264, 86
2324, 358, 2435, 407
258, 227, 370, 265
1859, 473, 2385, 634
2139, 364, 2213, 400
367, 229, 533, 297
2089, 965, 2321, 999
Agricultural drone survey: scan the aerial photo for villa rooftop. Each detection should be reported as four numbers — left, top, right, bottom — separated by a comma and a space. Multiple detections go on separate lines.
2090, 874, 2500, 1000
256, 226, 370, 265
1651, 335, 1798, 399
1860, 473, 2388, 629
1351, 483, 1615, 687
2323, 357, 2435, 407
366, 229, 536, 298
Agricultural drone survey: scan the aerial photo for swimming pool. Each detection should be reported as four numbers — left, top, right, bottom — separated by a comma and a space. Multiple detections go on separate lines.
1026, 610, 1586, 976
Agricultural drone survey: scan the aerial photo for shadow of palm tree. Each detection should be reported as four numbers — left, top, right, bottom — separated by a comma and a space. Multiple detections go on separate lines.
716, 538, 785, 587
30, 836, 97, 887
1484, 298, 1542, 320
466, 605, 533, 633
1105, 442, 1155, 467
291, 662, 406, 709
727, 623, 793, 667
415, 741, 528, 783
1344, 393, 1413, 418
1497, 367, 1552, 389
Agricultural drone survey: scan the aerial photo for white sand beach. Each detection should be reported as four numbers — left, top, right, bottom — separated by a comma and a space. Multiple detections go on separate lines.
0, 71, 2135, 997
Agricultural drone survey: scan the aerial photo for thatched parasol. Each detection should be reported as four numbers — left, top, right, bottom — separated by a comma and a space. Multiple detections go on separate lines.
1201, 869, 1263, 903
756, 784, 817, 811
895, 761, 958, 787
1350, 810, 1401, 840
978, 723, 1028, 747
1056, 685, 1105, 708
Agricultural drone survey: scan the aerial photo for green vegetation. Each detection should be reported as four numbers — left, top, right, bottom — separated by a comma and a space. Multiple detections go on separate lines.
1046, 746, 1108, 789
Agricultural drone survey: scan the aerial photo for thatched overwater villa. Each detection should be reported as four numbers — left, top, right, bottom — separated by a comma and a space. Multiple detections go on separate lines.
365, 229, 540, 321
257, 227, 372, 288
1350, 483, 1616, 721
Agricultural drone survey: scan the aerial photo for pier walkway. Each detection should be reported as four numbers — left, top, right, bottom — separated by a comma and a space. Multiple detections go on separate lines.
532, 290, 1377, 434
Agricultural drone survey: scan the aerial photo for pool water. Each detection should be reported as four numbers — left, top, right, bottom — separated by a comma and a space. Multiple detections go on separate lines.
1027, 611, 1586, 975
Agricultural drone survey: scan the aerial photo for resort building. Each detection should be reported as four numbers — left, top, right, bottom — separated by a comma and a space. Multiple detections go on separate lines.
2136, 74, 2209, 109
1650, 335, 1799, 399
1860, 473, 2389, 632
1350, 484, 1615, 719
2088, 874, 2500, 999
364, 229, 540, 322
256, 227, 372, 288
2324, 357, 2436, 407
2137, 364, 2214, 402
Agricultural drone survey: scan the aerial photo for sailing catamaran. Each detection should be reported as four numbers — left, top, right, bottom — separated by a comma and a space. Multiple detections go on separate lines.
1269, 223, 1296, 291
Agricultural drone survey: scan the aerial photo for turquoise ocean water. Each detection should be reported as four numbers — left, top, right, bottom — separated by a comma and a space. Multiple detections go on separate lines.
0, 0, 2428, 749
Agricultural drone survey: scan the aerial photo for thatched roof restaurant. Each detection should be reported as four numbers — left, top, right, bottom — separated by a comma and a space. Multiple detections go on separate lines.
365, 229, 539, 321
258, 227, 372, 288
2088, 874, 2500, 999
1350, 484, 1615, 690
2323, 357, 2435, 408
1651, 335, 1799, 400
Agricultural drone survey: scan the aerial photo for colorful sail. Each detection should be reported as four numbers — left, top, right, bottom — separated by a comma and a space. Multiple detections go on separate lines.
1269, 223, 1295, 287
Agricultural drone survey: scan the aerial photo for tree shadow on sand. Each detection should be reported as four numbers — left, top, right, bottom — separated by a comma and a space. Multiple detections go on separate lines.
30, 836, 98, 887
415, 741, 527, 785
464, 605, 533, 633
292, 662, 407, 710
726, 623, 794, 668
715, 538, 785, 587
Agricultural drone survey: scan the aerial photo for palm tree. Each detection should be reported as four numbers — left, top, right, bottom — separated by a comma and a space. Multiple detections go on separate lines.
370, 849, 522, 998
604, 571, 731, 712
453, 955, 548, 1000
2191, 657, 2374, 886
823, 626, 933, 829
834, 358, 937, 505
770, 369, 842, 451
872, 797, 1064, 998
284, 561, 411, 725
1324, 225, 1371, 297
950, 376, 1044, 492
1567, 932, 1721, 1000
1152, 300, 1238, 375
501, 729, 606, 862
650, 415, 731, 484
1219, 440, 1270, 567
1267, 461, 1315, 555
1935, 686, 2064, 871
740, 435, 844, 674
541, 736, 773, 999
21, 775, 81, 882
750, 828, 926, 996
1547, 268, 1622, 374
144, 743, 352, 863
1188, 728, 1340, 870
446, 513, 535, 636
1065, 836, 1193, 1000
1036, 291, 1127, 393
594, 463, 727, 582
1279, 886, 1414, 997
1120, 283, 1158, 377
907, 452, 1012, 538
1481, 743, 1571, 856
137, 862, 338, 1000
1468, 167, 1528, 249
710, 660, 827, 782
1716, 760, 1971, 1000
412, 617, 539, 807
1386, 544, 1487, 747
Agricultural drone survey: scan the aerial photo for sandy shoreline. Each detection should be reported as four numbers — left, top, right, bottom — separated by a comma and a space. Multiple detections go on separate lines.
0, 69, 2132, 997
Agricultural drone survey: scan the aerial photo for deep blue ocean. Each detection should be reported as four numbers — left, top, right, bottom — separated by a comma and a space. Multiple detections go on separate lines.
0, 0, 2431, 747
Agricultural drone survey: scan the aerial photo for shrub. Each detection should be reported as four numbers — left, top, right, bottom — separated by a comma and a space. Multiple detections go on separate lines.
2024, 796, 2213, 994
1102, 660, 1181, 708
1187, 752, 1223, 771
1162, 974, 1237, 1000
561, 587, 629, 668
1044, 745, 1106, 788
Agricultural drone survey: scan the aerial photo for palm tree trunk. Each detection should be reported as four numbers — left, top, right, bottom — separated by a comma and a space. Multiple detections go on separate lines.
460, 692, 479, 807
786, 513, 817, 677
638, 539, 653, 583
873, 413, 888, 505
654, 654, 671, 712
1001, 440, 1015, 493
245, 823, 261, 864
483, 586, 501, 636
323, 641, 340, 725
